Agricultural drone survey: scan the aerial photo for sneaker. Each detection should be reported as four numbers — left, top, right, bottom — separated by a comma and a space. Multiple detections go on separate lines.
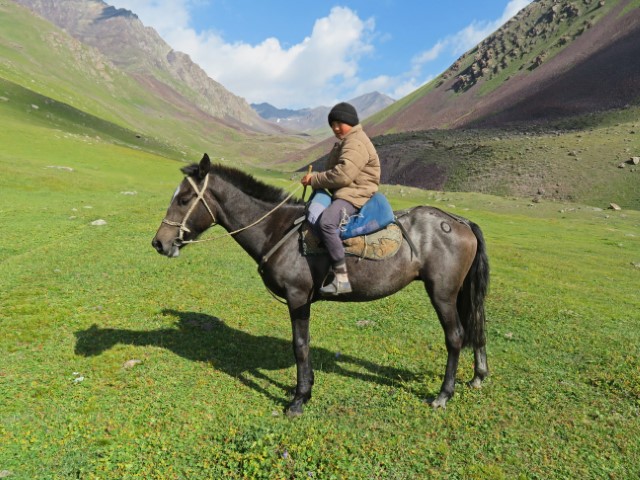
320, 277, 352, 296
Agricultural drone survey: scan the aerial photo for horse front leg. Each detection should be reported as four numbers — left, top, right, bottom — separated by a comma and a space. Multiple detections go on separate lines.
287, 303, 313, 417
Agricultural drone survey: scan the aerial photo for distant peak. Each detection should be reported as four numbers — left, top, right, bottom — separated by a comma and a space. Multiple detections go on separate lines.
98, 5, 138, 21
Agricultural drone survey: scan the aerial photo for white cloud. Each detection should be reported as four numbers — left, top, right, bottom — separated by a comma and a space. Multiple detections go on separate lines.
110, 0, 532, 108
112, 2, 375, 108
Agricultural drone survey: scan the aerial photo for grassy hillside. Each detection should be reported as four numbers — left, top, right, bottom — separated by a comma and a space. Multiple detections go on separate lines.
0, 1, 311, 166
374, 107, 640, 210
2, 110, 640, 478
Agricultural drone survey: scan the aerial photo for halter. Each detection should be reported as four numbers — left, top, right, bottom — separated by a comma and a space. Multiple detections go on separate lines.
161, 175, 216, 246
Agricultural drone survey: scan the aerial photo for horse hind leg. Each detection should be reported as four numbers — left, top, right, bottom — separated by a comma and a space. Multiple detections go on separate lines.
469, 345, 488, 388
428, 294, 464, 409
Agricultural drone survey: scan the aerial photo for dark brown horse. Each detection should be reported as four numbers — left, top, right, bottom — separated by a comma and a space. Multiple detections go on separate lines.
152, 153, 490, 415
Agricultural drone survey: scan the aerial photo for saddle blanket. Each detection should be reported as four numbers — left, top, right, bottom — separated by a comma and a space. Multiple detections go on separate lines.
300, 222, 402, 260
307, 190, 395, 239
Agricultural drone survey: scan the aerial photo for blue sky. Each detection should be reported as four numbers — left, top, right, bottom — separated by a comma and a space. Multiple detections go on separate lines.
109, 0, 532, 109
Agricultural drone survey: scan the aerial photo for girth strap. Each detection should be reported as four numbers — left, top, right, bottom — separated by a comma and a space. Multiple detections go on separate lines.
394, 213, 419, 259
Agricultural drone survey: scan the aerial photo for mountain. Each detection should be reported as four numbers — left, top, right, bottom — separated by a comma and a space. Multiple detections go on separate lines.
14, 0, 279, 134
2, 0, 638, 208
366, 0, 640, 134
291, 0, 640, 209
252, 92, 396, 133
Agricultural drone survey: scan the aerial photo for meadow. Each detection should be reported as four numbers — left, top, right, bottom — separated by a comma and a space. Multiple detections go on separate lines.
1, 112, 640, 479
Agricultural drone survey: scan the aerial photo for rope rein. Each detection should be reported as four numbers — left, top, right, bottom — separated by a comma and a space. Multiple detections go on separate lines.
162, 174, 304, 246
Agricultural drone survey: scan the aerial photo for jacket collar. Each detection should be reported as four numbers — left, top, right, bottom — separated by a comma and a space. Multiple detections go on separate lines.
341, 123, 362, 141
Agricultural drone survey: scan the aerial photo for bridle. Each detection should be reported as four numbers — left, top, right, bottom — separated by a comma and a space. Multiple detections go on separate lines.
161, 173, 305, 252
161, 175, 216, 246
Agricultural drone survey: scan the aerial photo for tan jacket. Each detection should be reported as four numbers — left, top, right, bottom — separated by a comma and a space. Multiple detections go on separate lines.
310, 124, 380, 208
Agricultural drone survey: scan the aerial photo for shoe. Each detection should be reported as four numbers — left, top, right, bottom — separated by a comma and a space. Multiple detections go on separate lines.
320, 277, 352, 296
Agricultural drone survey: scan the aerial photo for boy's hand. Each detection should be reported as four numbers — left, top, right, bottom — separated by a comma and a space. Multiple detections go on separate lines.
301, 174, 313, 186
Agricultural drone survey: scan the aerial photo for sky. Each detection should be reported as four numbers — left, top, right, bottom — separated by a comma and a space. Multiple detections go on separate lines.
109, 0, 533, 109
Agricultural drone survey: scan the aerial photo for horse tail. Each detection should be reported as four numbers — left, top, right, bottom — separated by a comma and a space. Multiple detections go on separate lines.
458, 221, 490, 349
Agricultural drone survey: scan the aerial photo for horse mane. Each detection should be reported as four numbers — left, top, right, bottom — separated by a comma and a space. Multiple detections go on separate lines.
181, 163, 304, 205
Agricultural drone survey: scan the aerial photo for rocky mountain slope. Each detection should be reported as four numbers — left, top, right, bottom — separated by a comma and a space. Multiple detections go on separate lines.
14, 0, 279, 133
252, 92, 395, 133
291, 0, 639, 208
367, 0, 640, 135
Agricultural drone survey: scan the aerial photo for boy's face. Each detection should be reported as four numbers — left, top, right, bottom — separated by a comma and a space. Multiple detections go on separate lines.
330, 121, 352, 139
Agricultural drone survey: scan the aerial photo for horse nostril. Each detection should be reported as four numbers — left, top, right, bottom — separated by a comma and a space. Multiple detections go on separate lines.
152, 238, 162, 252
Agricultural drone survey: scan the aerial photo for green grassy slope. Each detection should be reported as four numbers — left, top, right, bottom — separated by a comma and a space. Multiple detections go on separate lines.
1, 114, 639, 478
0, 2, 311, 165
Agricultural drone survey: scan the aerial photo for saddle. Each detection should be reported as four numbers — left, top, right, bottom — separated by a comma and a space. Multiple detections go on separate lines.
300, 190, 401, 260
300, 222, 402, 260
259, 196, 415, 272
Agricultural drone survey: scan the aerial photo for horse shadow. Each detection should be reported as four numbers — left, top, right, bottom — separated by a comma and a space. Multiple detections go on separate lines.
74, 309, 427, 408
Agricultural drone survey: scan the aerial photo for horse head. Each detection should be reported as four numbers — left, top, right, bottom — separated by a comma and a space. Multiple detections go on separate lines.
152, 153, 216, 257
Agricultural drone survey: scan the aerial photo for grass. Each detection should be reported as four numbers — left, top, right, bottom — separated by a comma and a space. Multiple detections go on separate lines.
2, 109, 640, 479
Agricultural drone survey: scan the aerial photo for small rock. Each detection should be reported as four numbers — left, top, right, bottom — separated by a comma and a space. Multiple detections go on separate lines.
120, 191, 137, 195
46, 165, 74, 172
608, 203, 622, 211
355, 319, 377, 327
628, 156, 639, 165
0, 470, 13, 478
90, 219, 107, 226
123, 359, 142, 369
617, 163, 626, 169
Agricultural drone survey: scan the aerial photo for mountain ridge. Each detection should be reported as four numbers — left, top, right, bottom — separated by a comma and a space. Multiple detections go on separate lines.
366, 0, 640, 134
14, 0, 281, 133
252, 92, 396, 132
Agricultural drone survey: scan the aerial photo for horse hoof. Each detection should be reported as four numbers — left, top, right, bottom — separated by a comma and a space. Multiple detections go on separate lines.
285, 399, 306, 417
285, 405, 303, 418
430, 394, 449, 409
468, 377, 483, 389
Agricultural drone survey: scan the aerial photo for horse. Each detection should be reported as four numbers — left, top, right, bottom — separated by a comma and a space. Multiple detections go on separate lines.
152, 153, 490, 416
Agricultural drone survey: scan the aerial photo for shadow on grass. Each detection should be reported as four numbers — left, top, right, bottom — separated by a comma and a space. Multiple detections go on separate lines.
74, 309, 425, 408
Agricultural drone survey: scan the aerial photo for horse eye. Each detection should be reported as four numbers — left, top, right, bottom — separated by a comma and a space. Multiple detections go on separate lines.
177, 195, 192, 207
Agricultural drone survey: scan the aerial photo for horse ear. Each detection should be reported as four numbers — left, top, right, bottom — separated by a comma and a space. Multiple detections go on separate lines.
199, 153, 211, 179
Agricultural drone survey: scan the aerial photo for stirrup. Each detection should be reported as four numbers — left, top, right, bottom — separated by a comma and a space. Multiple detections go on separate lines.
320, 277, 352, 296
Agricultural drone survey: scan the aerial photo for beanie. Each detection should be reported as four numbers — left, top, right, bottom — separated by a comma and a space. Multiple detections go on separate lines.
328, 102, 359, 127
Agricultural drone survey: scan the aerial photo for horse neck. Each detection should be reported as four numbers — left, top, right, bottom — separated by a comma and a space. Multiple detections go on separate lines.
210, 177, 302, 262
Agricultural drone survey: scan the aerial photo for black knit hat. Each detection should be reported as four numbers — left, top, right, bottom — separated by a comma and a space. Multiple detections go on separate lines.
328, 102, 359, 127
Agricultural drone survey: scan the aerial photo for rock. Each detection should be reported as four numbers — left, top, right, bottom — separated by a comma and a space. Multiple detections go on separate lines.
90, 219, 107, 226
618, 163, 626, 168
628, 156, 639, 165
123, 359, 142, 369
608, 203, 621, 211
46, 165, 74, 172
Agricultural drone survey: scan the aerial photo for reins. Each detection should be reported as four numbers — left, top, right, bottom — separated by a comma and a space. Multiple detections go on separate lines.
162, 174, 304, 246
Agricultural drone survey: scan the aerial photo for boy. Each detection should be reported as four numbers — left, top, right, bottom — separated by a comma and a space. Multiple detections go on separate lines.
301, 102, 381, 295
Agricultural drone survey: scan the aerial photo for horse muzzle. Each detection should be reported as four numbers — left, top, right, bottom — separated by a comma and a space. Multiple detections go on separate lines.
151, 237, 181, 258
